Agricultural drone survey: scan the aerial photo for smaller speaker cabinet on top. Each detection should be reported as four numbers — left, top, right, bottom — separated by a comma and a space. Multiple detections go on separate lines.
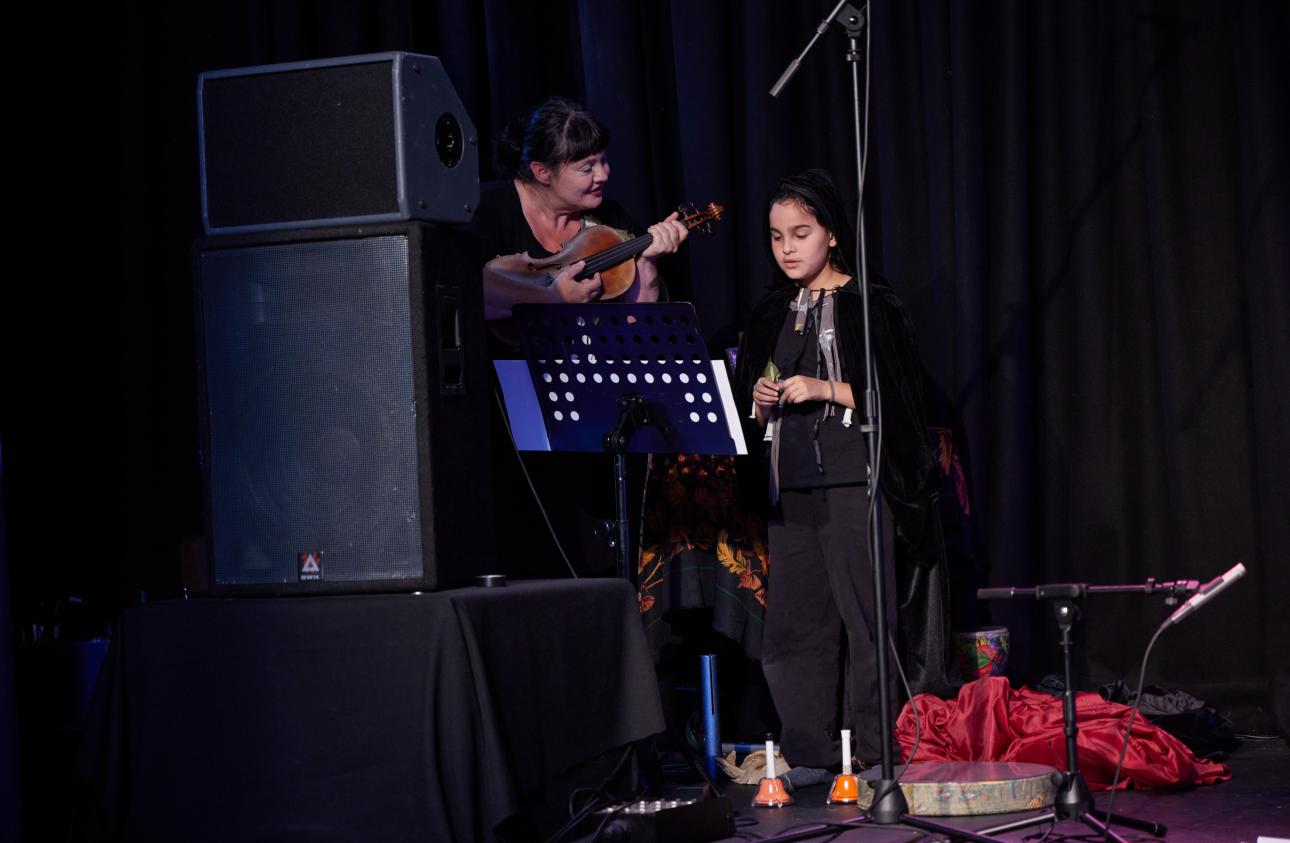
198, 52, 478, 234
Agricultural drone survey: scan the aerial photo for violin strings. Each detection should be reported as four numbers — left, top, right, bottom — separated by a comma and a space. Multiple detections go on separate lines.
579, 235, 653, 275
570, 207, 720, 278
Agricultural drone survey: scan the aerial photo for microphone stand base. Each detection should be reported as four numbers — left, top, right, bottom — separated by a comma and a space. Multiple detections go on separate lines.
866, 778, 906, 824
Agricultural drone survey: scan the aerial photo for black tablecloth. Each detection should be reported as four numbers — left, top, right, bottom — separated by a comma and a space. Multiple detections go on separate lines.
79, 579, 664, 842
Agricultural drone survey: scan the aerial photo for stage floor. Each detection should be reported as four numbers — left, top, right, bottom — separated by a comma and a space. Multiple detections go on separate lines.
652, 737, 1288, 843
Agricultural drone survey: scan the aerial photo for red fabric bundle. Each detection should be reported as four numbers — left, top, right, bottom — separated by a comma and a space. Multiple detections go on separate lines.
896, 676, 1231, 790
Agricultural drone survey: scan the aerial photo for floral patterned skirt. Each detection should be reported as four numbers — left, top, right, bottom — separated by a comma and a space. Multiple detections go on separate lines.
637, 453, 770, 661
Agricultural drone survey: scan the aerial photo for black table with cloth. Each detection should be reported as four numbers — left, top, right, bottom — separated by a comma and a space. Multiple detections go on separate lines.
78, 579, 665, 842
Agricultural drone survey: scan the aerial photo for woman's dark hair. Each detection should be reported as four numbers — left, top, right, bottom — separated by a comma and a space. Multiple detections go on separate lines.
496, 97, 611, 182
765, 168, 855, 279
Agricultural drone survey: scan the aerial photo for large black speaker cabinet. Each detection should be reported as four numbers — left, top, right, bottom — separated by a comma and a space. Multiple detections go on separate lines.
198, 52, 478, 234
195, 222, 493, 594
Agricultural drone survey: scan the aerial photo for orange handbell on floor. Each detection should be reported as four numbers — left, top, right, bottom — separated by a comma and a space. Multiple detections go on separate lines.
752, 739, 794, 808
827, 728, 860, 805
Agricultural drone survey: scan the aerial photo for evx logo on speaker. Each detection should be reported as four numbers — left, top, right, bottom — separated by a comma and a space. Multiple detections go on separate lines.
298, 552, 323, 582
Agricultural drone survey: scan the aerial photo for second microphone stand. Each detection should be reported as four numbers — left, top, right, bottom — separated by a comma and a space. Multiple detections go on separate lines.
975, 581, 1192, 841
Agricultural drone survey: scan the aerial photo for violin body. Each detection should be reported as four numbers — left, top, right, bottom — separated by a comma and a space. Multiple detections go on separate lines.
486, 224, 639, 299
485, 201, 725, 301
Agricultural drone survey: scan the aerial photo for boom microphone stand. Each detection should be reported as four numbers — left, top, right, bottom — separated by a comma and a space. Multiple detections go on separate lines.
772, 5, 1000, 841
974, 580, 1197, 841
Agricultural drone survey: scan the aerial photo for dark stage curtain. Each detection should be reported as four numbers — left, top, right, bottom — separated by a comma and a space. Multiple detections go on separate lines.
863, 0, 1289, 713
5, 5, 1287, 797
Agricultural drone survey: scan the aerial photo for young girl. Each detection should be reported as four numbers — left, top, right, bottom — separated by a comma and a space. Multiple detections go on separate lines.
734, 170, 950, 784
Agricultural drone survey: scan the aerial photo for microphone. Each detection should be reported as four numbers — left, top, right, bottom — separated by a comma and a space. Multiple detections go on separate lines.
1165, 562, 1246, 626
769, 59, 803, 98
768, 0, 851, 97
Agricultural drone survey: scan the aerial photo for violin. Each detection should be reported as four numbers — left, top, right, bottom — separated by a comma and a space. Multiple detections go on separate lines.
485, 202, 725, 300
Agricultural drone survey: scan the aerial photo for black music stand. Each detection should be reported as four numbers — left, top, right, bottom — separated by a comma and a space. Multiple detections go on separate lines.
974, 581, 1195, 841
503, 302, 746, 582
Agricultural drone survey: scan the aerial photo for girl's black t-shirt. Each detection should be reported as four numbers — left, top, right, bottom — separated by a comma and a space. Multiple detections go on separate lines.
770, 294, 868, 490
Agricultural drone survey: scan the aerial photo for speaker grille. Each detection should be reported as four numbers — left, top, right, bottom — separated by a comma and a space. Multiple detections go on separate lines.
198, 53, 479, 233
200, 236, 427, 586
202, 62, 398, 228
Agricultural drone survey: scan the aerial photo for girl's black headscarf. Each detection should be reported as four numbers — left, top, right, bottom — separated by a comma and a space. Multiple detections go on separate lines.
764, 168, 857, 283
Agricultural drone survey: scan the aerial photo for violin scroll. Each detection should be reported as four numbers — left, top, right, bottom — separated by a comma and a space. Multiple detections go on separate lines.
677, 201, 725, 236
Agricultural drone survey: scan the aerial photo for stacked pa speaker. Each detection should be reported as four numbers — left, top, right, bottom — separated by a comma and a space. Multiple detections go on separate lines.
195, 53, 492, 594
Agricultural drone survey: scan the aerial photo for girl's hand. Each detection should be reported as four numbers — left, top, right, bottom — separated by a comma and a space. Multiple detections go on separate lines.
753, 376, 782, 410
776, 375, 829, 404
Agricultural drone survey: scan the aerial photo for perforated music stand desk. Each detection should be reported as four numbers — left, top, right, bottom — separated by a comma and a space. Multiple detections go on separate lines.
494, 302, 747, 581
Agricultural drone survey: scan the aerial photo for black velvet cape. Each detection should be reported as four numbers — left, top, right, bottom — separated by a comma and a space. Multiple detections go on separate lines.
733, 275, 956, 698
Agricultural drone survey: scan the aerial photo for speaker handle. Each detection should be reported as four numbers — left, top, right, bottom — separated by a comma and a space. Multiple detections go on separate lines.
435, 285, 465, 394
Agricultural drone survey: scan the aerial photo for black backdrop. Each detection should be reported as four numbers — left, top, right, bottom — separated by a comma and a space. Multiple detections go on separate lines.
3, 1, 1287, 787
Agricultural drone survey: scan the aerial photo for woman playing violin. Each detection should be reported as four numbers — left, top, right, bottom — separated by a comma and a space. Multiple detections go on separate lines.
471, 96, 689, 322
470, 96, 690, 579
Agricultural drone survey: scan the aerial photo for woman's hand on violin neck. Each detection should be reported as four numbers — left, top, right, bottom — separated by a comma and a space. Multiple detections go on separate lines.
638, 211, 689, 261
552, 260, 603, 303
